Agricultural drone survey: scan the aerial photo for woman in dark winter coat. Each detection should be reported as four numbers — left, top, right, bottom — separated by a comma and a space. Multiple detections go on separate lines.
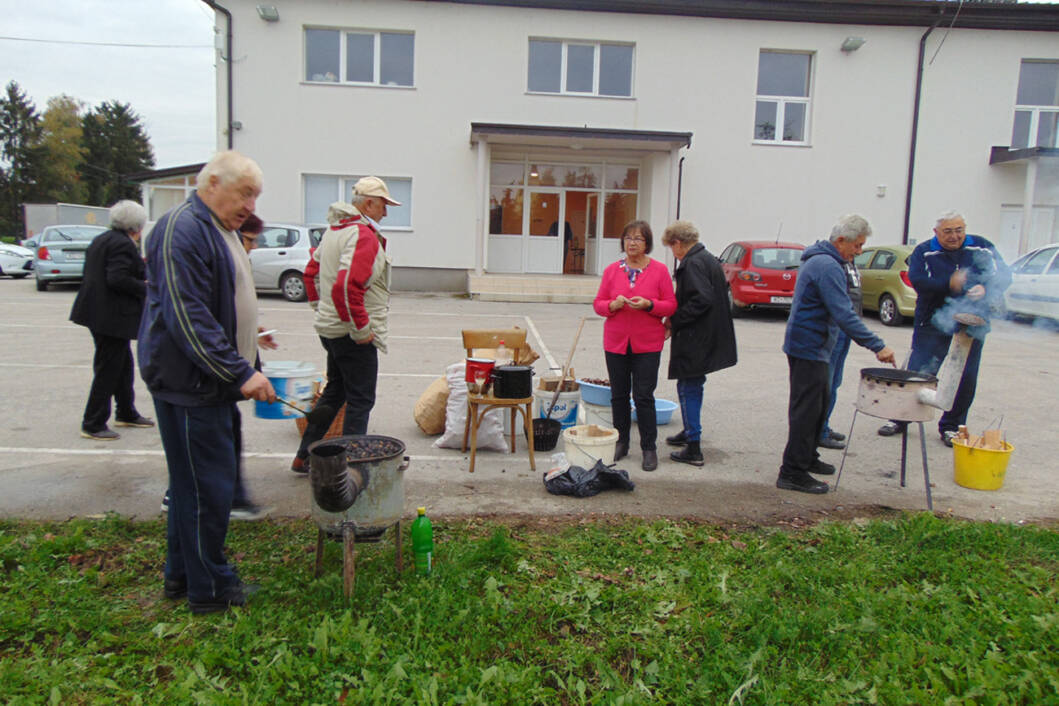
70, 200, 153, 440
661, 221, 738, 465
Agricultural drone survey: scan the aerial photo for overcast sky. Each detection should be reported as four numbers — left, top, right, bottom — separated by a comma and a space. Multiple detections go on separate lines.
0, 0, 216, 169
1, 0, 1055, 171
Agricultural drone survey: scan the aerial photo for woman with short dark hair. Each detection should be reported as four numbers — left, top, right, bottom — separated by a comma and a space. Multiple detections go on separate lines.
592, 220, 677, 471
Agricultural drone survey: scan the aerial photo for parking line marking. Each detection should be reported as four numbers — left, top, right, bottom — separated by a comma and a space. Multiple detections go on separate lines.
0, 446, 467, 464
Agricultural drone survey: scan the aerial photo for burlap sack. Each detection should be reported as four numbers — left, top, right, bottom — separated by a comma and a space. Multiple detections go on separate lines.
413, 375, 450, 435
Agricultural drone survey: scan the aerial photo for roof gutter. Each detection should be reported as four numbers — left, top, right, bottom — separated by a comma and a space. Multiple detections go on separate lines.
902, 12, 943, 244
201, 0, 234, 149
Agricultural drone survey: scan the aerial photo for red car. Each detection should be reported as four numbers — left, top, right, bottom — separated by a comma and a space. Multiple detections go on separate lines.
718, 240, 806, 315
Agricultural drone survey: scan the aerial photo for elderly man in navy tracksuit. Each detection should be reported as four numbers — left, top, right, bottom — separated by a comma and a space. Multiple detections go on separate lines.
139, 151, 275, 614
779, 214, 896, 494
877, 211, 1011, 446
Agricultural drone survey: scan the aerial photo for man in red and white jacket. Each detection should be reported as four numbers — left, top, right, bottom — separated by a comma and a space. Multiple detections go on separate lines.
291, 177, 399, 473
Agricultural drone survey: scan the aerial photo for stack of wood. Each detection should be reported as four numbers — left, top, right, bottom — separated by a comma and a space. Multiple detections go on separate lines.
954, 425, 1006, 450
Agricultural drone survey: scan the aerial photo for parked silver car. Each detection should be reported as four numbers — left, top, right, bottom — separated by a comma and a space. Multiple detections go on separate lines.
1003, 243, 1059, 322
0, 242, 34, 278
249, 223, 326, 302
24, 225, 108, 291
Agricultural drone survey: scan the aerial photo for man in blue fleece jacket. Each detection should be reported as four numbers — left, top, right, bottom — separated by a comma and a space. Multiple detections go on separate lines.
779, 214, 896, 494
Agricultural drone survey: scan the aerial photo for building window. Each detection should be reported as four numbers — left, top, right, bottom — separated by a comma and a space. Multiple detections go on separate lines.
527, 39, 633, 97
754, 51, 812, 144
1012, 60, 1059, 149
303, 174, 412, 228
305, 29, 414, 87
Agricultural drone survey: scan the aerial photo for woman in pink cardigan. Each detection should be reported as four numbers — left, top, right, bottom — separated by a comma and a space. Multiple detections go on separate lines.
592, 220, 677, 471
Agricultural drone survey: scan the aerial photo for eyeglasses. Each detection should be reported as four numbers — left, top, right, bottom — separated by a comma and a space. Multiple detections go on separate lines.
939, 227, 965, 236
623, 236, 646, 243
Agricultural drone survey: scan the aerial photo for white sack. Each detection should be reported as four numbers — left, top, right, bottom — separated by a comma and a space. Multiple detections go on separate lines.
434, 362, 510, 452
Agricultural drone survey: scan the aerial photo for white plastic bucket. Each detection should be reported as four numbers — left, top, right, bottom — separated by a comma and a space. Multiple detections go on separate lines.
534, 388, 581, 429
256, 361, 317, 419
562, 424, 619, 468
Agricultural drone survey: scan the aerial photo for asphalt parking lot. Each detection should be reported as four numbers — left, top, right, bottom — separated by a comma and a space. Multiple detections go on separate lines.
1, 276, 1057, 525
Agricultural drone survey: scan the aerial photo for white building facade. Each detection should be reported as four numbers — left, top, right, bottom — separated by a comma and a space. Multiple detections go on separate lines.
200, 0, 1059, 289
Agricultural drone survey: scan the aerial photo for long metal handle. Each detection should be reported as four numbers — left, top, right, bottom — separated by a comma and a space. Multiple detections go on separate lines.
547, 316, 587, 418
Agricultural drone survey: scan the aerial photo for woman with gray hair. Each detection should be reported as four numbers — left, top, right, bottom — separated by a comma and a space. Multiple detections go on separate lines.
660, 220, 738, 466
70, 199, 154, 440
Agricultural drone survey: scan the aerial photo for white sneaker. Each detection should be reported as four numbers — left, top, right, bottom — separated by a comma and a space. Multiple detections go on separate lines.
230, 504, 271, 521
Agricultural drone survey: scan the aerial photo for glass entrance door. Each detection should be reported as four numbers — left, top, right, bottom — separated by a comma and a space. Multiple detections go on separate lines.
526, 190, 563, 273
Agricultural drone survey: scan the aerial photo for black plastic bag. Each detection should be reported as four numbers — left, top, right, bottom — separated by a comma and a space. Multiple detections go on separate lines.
543, 459, 636, 497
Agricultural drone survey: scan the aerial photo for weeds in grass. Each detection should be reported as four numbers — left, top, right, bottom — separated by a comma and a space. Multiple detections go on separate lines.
0, 513, 1056, 704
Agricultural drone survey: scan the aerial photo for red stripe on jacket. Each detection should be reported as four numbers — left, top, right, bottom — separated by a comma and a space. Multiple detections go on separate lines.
303, 247, 319, 304
331, 224, 379, 329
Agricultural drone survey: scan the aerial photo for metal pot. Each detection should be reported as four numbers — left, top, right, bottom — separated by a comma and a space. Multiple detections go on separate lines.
492, 365, 533, 398
309, 435, 409, 541
856, 368, 939, 422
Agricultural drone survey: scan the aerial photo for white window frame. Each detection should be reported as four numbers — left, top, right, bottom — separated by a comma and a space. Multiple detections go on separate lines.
1012, 107, 1059, 149
527, 39, 634, 98
753, 50, 813, 146
302, 173, 413, 231
304, 28, 414, 88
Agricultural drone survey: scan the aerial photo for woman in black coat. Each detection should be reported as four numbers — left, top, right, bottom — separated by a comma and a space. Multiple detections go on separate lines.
70, 200, 153, 440
661, 221, 738, 465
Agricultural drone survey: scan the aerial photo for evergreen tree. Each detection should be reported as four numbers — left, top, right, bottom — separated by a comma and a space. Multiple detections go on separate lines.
38, 95, 87, 204
0, 81, 44, 237
80, 100, 154, 206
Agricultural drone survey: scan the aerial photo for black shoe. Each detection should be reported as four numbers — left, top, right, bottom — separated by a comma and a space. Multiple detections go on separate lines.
163, 578, 187, 600
670, 442, 704, 466
613, 440, 629, 462
776, 473, 829, 494
809, 459, 836, 476
941, 430, 958, 448
877, 421, 906, 437
665, 430, 688, 447
230, 503, 272, 521
80, 427, 120, 441
160, 491, 170, 513
828, 430, 846, 442
114, 415, 155, 428
188, 582, 260, 614
641, 449, 658, 472
817, 432, 846, 450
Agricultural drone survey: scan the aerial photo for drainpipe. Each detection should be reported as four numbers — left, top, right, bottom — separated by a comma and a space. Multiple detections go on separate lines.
676, 155, 685, 220
902, 14, 943, 244
201, 1, 234, 149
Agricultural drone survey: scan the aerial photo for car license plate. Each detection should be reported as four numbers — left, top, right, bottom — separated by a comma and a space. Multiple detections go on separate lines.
66, 251, 85, 261
770, 296, 792, 304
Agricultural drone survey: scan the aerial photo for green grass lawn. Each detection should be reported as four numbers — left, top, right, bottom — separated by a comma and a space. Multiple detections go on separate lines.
1, 513, 1056, 704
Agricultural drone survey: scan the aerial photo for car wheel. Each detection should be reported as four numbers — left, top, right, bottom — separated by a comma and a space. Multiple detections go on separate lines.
281, 271, 306, 302
35, 275, 47, 292
728, 288, 743, 318
878, 294, 903, 326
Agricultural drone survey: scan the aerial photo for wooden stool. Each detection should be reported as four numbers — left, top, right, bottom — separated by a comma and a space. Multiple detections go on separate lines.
462, 392, 536, 474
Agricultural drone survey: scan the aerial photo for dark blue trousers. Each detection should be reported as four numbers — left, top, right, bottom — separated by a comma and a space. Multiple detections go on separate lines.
822, 331, 851, 438
154, 398, 239, 602
605, 348, 661, 450
297, 335, 378, 458
908, 326, 983, 433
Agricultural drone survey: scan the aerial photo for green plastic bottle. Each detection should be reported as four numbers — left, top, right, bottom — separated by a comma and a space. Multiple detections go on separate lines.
411, 506, 434, 576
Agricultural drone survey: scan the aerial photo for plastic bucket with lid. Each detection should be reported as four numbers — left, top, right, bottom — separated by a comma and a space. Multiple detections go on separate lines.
562, 424, 619, 468
255, 361, 317, 419
953, 439, 1014, 490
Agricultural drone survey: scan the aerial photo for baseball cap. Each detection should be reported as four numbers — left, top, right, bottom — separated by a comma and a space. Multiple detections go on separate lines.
353, 176, 401, 206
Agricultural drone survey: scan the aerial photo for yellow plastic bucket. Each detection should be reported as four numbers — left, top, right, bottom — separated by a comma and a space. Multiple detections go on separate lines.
952, 440, 1014, 490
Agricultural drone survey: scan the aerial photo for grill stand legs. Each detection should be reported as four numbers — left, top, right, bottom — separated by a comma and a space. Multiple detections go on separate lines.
312, 519, 405, 600
834, 411, 933, 511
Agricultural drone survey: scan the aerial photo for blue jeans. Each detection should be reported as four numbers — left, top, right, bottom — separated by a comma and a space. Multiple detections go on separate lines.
821, 331, 851, 438
155, 398, 240, 602
908, 325, 983, 433
676, 375, 707, 442
605, 348, 661, 450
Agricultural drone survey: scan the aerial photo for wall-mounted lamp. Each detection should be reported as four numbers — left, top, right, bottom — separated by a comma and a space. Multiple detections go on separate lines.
256, 5, 280, 22
841, 36, 866, 53
231, 120, 244, 131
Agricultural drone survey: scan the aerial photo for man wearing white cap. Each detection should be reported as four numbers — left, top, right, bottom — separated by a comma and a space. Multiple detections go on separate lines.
291, 176, 400, 473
